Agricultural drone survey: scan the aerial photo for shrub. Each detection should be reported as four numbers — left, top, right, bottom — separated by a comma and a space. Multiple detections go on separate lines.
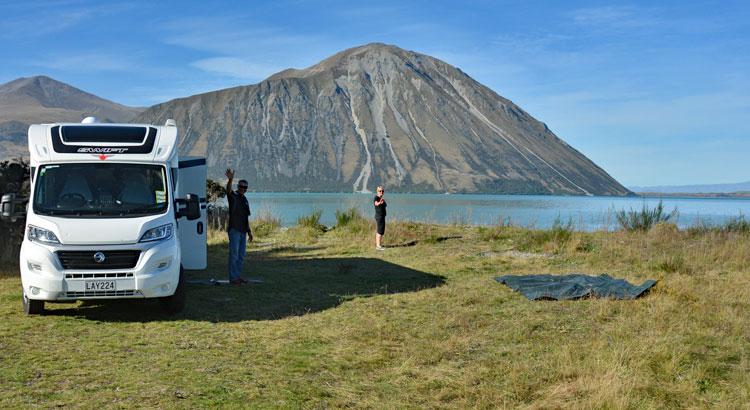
206, 204, 228, 231
550, 216, 574, 245
478, 216, 514, 241
686, 215, 749, 236
573, 236, 596, 253
251, 210, 282, 238
333, 207, 370, 236
0, 159, 30, 269
722, 214, 749, 234
686, 219, 713, 237
335, 207, 364, 227
297, 208, 326, 232
616, 201, 678, 232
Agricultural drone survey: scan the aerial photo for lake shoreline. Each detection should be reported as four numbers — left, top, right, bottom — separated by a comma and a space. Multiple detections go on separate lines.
212, 192, 750, 231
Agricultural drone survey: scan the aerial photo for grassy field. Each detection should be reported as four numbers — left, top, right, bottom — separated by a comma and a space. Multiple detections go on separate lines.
1, 218, 749, 408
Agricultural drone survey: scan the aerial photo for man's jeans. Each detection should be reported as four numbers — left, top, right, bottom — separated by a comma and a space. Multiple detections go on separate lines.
228, 228, 247, 281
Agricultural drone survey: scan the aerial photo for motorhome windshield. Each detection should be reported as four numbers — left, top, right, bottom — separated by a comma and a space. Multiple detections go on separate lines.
33, 163, 168, 217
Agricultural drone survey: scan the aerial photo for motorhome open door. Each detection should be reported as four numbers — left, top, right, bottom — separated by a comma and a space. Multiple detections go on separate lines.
177, 157, 207, 270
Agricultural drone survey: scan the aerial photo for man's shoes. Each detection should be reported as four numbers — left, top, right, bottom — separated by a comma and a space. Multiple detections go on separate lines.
376, 246, 386, 251
238, 277, 249, 284
230, 279, 243, 286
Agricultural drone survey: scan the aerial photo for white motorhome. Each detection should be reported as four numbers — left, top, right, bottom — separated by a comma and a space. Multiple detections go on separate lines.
0, 118, 206, 314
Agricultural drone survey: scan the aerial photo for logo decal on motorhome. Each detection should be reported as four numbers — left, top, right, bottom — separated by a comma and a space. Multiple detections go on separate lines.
93, 252, 106, 263
77, 147, 129, 154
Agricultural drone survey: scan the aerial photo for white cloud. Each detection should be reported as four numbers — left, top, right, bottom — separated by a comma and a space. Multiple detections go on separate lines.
190, 57, 281, 81
0, 2, 138, 38
161, 16, 324, 56
40, 52, 132, 72
568, 5, 662, 30
0, 9, 92, 38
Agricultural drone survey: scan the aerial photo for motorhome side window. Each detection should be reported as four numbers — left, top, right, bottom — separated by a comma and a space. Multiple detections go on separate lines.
33, 163, 169, 217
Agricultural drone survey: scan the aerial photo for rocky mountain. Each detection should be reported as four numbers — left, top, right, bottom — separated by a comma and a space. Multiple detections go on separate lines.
138, 43, 629, 195
0, 75, 142, 159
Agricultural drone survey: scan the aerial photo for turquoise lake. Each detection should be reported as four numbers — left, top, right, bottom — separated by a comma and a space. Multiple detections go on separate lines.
236, 193, 750, 231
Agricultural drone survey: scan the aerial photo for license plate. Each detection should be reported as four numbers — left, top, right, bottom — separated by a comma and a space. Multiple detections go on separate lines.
85, 280, 116, 291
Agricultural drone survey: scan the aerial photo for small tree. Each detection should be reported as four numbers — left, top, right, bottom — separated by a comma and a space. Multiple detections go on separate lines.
206, 178, 228, 231
0, 158, 30, 268
206, 178, 226, 204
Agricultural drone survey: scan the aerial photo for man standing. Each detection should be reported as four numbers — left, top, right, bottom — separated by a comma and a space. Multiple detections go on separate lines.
225, 168, 253, 285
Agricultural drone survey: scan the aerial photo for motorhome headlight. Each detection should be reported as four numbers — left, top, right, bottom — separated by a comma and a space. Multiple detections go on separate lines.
139, 223, 174, 243
27, 225, 60, 244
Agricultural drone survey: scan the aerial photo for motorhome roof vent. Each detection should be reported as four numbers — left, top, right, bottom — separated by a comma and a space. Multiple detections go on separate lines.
165, 119, 176, 127
81, 116, 98, 124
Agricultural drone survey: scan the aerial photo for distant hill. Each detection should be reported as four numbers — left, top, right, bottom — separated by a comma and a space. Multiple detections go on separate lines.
137, 43, 630, 195
0, 75, 142, 159
630, 181, 750, 194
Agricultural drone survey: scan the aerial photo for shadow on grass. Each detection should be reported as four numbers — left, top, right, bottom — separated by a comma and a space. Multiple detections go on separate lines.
389, 235, 463, 248
43, 243, 445, 322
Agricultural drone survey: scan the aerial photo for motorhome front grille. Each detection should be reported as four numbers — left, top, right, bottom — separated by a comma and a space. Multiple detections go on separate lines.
66, 290, 136, 298
65, 272, 134, 279
57, 250, 141, 270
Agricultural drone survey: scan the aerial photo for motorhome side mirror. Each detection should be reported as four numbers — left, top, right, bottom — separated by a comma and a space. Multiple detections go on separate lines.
176, 193, 201, 221
1, 193, 14, 219
1, 193, 24, 222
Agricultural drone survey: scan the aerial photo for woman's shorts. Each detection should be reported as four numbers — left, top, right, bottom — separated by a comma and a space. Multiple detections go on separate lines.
375, 217, 386, 235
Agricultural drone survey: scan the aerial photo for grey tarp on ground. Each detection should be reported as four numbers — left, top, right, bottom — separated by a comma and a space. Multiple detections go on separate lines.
495, 274, 657, 300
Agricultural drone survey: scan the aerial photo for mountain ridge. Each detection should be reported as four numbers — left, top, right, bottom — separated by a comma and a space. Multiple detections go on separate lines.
0, 44, 630, 195
630, 181, 750, 194
0, 75, 143, 159
138, 43, 631, 195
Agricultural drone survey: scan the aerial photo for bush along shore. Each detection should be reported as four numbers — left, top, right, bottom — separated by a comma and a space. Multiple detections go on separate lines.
0, 159, 29, 267
1, 203, 749, 408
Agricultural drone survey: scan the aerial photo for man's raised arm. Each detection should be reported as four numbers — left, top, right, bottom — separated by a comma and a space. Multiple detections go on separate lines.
225, 168, 234, 195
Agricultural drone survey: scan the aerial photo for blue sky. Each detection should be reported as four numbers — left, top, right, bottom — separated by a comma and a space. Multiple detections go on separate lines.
1, 0, 748, 187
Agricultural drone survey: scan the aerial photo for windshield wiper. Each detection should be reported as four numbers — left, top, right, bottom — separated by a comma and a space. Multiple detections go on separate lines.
120, 206, 162, 216
42, 209, 82, 216
41, 208, 109, 217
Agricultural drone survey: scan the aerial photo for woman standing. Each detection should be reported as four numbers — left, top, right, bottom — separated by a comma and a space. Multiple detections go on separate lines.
374, 186, 387, 250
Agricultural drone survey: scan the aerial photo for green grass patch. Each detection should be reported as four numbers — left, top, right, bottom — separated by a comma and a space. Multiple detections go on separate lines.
1, 222, 749, 408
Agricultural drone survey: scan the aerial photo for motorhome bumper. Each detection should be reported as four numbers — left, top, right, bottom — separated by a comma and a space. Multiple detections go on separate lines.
20, 239, 181, 301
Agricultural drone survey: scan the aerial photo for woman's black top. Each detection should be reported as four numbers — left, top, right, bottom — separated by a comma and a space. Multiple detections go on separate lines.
373, 195, 387, 218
